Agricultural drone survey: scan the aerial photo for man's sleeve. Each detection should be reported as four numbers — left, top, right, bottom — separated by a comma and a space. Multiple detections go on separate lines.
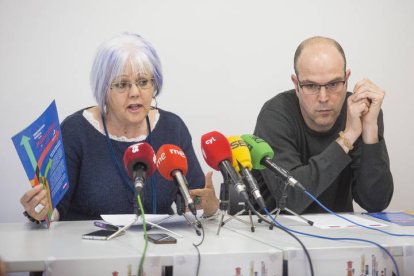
351, 111, 394, 212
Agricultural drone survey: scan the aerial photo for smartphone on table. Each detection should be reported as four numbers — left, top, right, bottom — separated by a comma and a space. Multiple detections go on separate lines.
82, 229, 124, 240
93, 221, 120, 231
147, 233, 177, 244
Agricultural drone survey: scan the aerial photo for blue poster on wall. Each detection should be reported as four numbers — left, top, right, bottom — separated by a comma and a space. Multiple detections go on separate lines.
11, 100, 69, 227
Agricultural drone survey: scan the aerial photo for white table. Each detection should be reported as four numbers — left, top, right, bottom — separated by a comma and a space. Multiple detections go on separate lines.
2, 213, 414, 275
0, 217, 283, 276
221, 213, 414, 276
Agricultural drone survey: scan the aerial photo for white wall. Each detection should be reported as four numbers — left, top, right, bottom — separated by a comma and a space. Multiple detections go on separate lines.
1, 0, 413, 223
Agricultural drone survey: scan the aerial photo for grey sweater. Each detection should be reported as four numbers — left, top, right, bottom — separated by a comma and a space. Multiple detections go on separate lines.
253, 90, 393, 214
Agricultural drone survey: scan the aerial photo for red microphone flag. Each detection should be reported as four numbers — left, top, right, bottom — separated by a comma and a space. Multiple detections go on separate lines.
156, 144, 188, 181
200, 131, 233, 170
123, 142, 156, 179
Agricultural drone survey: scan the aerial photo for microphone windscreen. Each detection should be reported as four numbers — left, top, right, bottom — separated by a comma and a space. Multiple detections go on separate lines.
201, 131, 233, 170
241, 134, 274, 170
156, 144, 188, 181
123, 142, 157, 178
227, 136, 253, 172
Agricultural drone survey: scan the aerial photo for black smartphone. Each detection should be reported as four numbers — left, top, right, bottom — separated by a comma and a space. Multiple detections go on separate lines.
147, 233, 177, 244
94, 221, 119, 231
82, 229, 123, 240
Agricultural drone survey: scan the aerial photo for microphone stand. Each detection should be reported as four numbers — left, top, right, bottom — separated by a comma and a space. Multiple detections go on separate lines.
221, 199, 256, 232
216, 177, 229, 235
262, 181, 313, 230
216, 176, 255, 235
176, 192, 201, 236
107, 194, 183, 240
107, 198, 141, 240
146, 219, 184, 239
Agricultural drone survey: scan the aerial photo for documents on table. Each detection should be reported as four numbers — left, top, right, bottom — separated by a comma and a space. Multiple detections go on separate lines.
286, 213, 387, 229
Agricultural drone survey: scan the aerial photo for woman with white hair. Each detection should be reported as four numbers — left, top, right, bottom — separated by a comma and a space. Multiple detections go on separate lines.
20, 33, 219, 221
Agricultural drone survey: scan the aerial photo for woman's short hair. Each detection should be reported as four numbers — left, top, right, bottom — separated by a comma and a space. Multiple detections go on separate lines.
90, 33, 163, 113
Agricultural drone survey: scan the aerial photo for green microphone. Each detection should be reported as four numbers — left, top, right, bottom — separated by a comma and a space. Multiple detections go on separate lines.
240, 135, 274, 170
241, 134, 304, 190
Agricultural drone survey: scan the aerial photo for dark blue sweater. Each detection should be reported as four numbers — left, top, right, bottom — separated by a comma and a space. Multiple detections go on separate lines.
56, 108, 205, 220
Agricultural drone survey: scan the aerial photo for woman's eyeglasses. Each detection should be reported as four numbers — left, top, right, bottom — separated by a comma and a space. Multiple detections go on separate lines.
111, 78, 155, 93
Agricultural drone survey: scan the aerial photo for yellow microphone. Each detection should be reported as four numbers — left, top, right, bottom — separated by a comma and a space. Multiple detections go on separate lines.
227, 136, 253, 172
227, 136, 266, 209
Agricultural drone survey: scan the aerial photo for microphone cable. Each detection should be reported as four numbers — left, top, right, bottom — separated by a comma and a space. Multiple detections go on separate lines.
304, 190, 414, 238
271, 183, 402, 275
103, 115, 153, 275
241, 199, 315, 276
264, 207, 400, 276
192, 215, 205, 276
137, 195, 148, 276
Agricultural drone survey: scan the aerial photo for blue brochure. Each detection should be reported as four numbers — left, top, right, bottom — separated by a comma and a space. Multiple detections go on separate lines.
11, 100, 70, 227
367, 211, 414, 226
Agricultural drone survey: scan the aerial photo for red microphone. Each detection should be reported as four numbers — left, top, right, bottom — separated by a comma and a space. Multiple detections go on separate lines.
156, 144, 196, 215
123, 142, 156, 195
200, 131, 233, 170
201, 131, 248, 198
156, 144, 188, 180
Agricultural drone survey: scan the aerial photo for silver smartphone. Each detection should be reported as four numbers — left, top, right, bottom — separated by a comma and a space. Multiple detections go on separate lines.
82, 229, 124, 240
147, 233, 177, 244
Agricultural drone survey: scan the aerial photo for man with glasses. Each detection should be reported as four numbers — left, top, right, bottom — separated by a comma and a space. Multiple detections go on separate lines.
253, 36, 393, 214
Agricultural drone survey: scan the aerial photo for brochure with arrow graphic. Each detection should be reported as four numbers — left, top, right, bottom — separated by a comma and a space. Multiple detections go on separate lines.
12, 100, 70, 228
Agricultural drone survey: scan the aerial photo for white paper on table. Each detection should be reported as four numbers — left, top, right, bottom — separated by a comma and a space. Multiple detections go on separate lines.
100, 214, 172, 226
101, 210, 202, 227
286, 213, 388, 229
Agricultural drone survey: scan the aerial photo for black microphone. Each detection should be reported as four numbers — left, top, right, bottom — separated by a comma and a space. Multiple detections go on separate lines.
123, 142, 157, 195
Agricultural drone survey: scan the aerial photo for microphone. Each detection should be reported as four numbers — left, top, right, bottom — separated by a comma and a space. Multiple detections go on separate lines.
227, 136, 266, 209
200, 131, 248, 201
123, 142, 157, 195
156, 144, 197, 216
241, 134, 304, 190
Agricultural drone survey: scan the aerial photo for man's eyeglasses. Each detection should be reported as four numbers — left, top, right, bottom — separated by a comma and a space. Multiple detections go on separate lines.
111, 78, 155, 93
298, 80, 346, 95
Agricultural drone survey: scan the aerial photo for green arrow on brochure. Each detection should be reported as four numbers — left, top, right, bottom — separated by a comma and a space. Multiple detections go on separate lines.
44, 158, 53, 178
20, 135, 37, 171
